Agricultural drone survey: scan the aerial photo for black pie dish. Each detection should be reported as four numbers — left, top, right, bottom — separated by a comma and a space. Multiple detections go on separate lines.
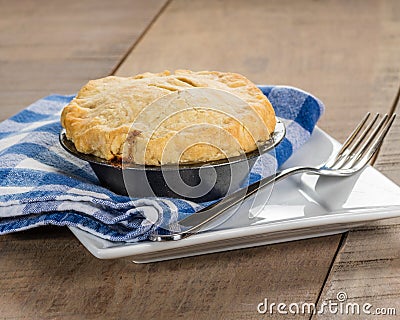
59, 118, 285, 203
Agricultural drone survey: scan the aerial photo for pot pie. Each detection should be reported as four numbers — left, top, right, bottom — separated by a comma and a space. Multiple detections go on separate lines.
61, 70, 276, 165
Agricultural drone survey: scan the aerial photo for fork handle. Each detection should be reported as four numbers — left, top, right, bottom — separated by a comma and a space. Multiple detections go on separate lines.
149, 166, 318, 241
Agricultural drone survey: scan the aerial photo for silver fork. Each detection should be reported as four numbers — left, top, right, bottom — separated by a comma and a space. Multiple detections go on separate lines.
150, 113, 396, 241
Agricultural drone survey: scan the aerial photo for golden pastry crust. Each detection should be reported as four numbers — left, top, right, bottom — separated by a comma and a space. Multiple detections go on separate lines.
61, 70, 276, 165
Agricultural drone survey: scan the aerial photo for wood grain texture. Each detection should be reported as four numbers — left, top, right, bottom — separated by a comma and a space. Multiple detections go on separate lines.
313, 109, 400, 320
312, 222, 400, 320
0, 0, 167, 120
375, 97, 400, 183
311, 2, 400, 318
116, 0, 400, 142
0, 228, 340, 320
114, 0, 398, 319
1, 0, 400, 319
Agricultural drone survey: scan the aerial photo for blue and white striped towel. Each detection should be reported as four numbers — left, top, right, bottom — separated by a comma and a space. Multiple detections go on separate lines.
0, 86, 323, 242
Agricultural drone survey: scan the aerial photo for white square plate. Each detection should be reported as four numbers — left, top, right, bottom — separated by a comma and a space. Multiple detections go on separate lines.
69, 127, 400, 263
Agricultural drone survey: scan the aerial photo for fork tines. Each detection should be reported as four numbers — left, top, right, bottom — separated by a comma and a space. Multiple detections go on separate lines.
328, 112, 396, 170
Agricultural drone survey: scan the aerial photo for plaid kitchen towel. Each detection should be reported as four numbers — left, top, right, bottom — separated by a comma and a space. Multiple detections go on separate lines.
0, 86, 323, 242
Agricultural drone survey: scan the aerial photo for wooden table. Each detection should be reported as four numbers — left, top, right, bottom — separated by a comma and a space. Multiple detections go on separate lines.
1, 1, 399, 319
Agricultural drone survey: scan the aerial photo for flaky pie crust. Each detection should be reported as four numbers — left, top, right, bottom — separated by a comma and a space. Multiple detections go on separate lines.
60, 70, 276, 165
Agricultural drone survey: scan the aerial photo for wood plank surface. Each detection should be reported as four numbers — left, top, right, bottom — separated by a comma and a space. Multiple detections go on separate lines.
116, 0, 399, 142
116, 0, 400, 319
0, 0, 168, 120
312, 107, 400, 319
1, 0, 400, 320
311, 2, 400, 318
1, 228, 340, 320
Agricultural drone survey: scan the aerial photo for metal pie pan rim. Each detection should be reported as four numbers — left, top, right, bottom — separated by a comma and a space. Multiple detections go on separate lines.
59, 117, 285, 171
